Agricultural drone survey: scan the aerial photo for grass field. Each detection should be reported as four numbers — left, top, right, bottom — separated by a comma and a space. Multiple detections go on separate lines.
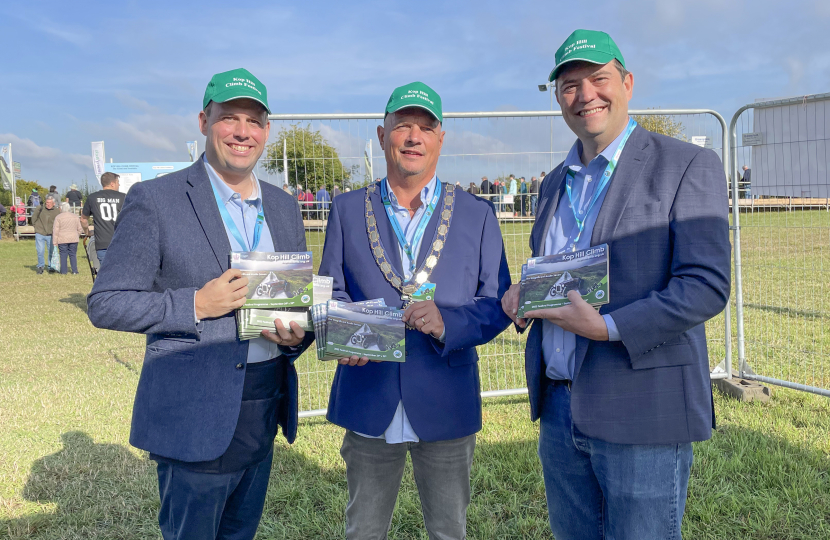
1, 210, 830, 539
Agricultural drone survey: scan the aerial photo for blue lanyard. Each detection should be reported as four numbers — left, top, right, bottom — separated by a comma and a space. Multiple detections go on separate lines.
208, 177, 265, 252
380, 178, 442, 275
565, 118, 637, 248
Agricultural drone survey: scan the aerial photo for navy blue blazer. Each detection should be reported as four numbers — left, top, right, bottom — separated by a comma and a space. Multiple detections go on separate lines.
87, 159, 312, 462
525, 127, 731, 445
319, 183, 512, 441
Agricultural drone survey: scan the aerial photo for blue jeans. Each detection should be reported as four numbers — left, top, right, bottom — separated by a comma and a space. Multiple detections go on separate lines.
538, 382, 693, 540
59, 243, 78, 274
35, 233, 53, 268
96, 249, 107, 266
156, 450, 273, 540
530, 195, 538, 216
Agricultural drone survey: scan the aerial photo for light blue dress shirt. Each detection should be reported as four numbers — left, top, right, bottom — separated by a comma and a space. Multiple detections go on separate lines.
541, 126, 627, 380
202, 157, 280, 364
355, 175, 441, 444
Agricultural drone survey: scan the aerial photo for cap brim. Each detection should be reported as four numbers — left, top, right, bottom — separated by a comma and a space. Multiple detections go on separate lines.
209, 92, 271, 114
386, 103, 441, 122
548, 53, 616, 82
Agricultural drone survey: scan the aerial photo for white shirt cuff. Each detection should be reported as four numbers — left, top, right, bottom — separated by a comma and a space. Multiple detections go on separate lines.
603, 313, 621, 341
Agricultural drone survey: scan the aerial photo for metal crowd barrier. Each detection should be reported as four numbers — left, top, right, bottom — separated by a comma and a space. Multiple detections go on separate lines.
263, 109, 734, 416
729, 93, 830, 397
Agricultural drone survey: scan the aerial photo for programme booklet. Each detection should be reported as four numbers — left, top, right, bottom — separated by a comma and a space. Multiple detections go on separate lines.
230, 251, 313, 308
324, 301, 405, 362
313, 298, 388, 361
313, 298, 389, 361
516, 244, 609, 317
237, 274, 332, 341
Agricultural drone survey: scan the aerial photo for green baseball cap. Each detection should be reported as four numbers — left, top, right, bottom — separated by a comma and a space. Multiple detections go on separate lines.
385, 82, 442, 123
548, 30, 626, 82
203, 68, 270, 113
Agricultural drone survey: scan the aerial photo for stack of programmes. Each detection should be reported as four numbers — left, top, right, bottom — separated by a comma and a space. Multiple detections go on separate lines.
312, 299, 405, 362
516, 244, 610, 317
310, 284, 436, 362
232, 251, 329, 339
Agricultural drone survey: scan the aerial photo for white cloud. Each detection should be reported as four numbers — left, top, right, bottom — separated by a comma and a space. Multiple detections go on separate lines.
36, 23, 90, 46
0, 133, 90, 169
113, 121, 178, 152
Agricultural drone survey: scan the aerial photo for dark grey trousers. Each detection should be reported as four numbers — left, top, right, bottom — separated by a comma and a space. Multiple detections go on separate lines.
340, 430, 476, 540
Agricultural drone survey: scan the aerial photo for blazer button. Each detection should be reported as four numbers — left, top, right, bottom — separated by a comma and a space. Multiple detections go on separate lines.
236, 363, 245, 370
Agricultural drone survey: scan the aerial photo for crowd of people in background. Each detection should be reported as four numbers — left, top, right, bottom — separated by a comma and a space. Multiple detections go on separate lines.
281, 182, 346, 219
2, 174, 126, 276
7, 170, 547, 273
464, 171, 546, 216
275, 172, 548, 221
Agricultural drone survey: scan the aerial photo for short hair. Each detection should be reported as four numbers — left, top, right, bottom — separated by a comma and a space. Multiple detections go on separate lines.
44, 193, 59, 203
60, 202, 71, 212
50, 185, 57, 191
101, 172, 120, 187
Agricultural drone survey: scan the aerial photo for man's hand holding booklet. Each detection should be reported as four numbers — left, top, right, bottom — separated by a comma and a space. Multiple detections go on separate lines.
503, 244, 611, 341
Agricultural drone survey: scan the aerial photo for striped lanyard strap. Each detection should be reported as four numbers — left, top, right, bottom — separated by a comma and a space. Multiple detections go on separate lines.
565, 118, 637, 247
380, 178, 442, 275
208, 176, 264, 252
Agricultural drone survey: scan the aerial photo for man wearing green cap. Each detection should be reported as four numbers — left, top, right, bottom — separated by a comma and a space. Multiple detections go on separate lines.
501, 30, 731, 539
88, 68, 312, 540
319, 82, 511, 539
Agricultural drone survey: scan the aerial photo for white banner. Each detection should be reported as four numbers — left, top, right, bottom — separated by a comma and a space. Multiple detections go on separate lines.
0, 145, 11, 190
91, 141, 106, 184
364, 140, 373, 182
283, 139, 288, 187
186, 141, 198, 162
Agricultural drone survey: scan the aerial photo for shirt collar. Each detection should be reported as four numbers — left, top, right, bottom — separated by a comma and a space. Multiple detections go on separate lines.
384, 175, 437, 210
203, 155, 262, 210
565, 117, 631, 172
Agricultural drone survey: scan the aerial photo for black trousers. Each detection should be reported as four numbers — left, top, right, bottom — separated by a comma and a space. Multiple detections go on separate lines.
152, 357, 287, 540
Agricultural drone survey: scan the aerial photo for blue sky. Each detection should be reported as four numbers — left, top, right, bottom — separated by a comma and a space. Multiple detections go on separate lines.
2, 0, 829, 188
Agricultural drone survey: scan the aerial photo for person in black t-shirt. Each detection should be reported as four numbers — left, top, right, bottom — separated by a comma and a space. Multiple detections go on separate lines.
66, 184, 83, 209
82, 172, 126, 265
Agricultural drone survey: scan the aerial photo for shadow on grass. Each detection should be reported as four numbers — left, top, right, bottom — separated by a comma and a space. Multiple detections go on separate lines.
3, 431, 158, 539
744, 302, 828, 320
58, 292, 88, 313
5, 425, 827, 540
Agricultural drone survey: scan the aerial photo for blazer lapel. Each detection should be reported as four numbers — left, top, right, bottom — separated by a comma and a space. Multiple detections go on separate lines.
530, 165, 567, 256
370, 184, 403, 274
185, 160, 231, 272
590, 126, 651, 246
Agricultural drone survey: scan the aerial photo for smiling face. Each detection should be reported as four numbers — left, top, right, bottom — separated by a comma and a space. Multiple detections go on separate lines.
377, 107, 444, 184
555, 60, 633, 151
199, 99, 270, 182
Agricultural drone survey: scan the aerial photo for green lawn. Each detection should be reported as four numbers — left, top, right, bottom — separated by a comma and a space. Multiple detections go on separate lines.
1, 213, 829, 539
